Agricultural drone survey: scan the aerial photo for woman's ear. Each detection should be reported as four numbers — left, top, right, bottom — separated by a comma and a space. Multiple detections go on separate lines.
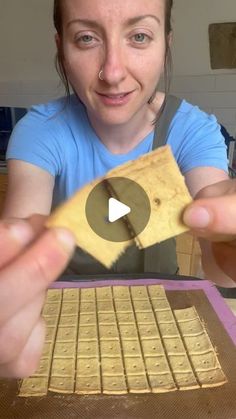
167, 30, 173, 48
55, 33, 61, 50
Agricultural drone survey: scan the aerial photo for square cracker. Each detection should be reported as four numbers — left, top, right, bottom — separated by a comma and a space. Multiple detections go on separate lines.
99, 324, 119, 340
79, 313, 97, 325
127, 375, 150, 393
41, 342, 53, 359
116, 311, 135, 323
196, 369, 227, 388
45, 289, 62, 303
76, 358, 100, 377
183, 333, 212, 354
142, 339, 165, 356
124, 357, 146, 375
135, 312, 156, 324
75, 376, 101, 394
46, 146, 191, 268
77, 340, 99, 358
148, 285, 166, 299
145, 356, 170, 375
54, 342, 76, 358
78, 325, 98, 340
33, 358, 51, 376
46, 177, 131, 268
149, 373, 176, 393
190, 351, 220, 371
168, 354, 193, 373
102, 375, 127, 394
107, 146, 192, 247
138, 324, 160, 339
100, 340, 122, 357
101, 357, 124, 376
51, 358, 75, 377
112, 286, 130, 300
49, 376, 75, 393
96, 286, 113, 300
98, 313, 116, 324
174, 371, 199, 390
19, 377, 48, 397
42, 303, 61, 317
119, 324, 138, 340
56, 326, 77, 342
62, 289, 79, 302
80, 288, 96, 301
120, 340, 142, 357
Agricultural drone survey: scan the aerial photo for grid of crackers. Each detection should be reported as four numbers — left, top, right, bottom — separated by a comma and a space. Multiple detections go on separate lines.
19, 285, 227, 396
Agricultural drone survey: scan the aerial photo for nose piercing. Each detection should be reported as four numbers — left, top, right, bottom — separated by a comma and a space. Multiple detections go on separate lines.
98, 69, 104, 81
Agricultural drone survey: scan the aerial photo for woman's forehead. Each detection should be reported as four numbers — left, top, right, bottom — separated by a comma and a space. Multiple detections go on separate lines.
62, 0, 165, 22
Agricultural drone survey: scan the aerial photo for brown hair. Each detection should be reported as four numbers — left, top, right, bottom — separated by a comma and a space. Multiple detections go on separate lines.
53, 0, 173, 101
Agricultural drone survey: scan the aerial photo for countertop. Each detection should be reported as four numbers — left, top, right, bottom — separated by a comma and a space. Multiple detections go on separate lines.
225, 298, 236, 316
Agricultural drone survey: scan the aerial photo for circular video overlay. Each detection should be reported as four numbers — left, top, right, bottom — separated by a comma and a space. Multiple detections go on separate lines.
85, 177, 151, 242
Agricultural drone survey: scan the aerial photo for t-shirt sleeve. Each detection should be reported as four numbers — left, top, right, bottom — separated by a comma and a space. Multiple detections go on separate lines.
169, 104, 228, 174
6, 107, 64, 177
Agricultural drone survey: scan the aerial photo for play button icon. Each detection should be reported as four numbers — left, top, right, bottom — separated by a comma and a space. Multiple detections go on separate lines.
85, 177, 151, 242
108, 198, 131, 222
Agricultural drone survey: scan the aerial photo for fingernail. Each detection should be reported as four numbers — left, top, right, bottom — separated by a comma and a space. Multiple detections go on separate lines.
184, 206, 211, 229
53, 228, 76, 254
5, 220, 34, 244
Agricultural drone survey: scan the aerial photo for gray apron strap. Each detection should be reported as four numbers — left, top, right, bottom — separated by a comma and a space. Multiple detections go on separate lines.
144, 95, 182, 273
153, 95, 182, 148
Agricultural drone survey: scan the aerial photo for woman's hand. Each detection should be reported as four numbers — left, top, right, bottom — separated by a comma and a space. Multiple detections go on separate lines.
0, 216, 75, 378
183, 178, 236, 281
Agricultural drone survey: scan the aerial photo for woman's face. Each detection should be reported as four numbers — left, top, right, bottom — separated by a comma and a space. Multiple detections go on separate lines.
59, 0, 166, 127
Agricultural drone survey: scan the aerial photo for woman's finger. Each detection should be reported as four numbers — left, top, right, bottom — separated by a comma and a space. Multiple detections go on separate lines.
0, 227, 75, 324
0, 219, 35, 268
183, 193, 236, 241
0, 292, 45, 364
0, 318, 45, 378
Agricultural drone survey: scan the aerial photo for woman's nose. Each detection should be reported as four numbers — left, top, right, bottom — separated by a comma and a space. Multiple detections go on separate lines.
100, 44, 127, 85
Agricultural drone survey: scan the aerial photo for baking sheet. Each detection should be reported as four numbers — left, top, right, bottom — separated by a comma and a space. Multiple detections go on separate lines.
1, 279, 236, 419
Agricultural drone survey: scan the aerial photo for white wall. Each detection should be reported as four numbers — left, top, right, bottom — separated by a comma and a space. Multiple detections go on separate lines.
0, 0, 62, 105
170, 0, 236, 135
0, 0, 235, 135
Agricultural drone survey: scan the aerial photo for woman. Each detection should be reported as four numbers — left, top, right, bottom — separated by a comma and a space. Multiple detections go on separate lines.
0, 0, 235, 378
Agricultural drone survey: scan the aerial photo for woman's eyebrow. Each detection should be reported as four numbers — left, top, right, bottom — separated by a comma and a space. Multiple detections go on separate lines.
67, 14, 161, 30
127, 15, 161, 26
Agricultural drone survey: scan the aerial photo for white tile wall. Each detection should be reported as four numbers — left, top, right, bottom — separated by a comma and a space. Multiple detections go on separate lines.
0, 81, 64, 108
170, 75, 236, 137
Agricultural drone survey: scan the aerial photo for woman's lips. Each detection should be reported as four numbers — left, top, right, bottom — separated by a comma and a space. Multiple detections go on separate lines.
97, 91, 133, 106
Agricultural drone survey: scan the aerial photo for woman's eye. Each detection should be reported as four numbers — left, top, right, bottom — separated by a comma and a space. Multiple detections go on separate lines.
74, 34, 96, 48
133, 33, 149, 43
78, 35, 93, 44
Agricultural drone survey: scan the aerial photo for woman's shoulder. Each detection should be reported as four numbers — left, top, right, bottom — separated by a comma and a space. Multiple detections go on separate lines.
172, 97, 219, 135
23, 95, 85, 125
176, 98, 215, 123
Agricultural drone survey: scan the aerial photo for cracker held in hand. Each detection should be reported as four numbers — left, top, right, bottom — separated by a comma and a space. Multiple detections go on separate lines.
46, 177, 132, 268
46, 146, 192, 267
107, 146, 192, 248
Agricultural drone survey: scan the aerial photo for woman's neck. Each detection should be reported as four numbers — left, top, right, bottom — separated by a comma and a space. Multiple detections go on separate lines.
87, 93, 164, 155
91, 117, 153, 155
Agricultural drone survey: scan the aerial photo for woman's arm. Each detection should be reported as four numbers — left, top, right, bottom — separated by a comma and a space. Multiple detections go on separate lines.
2, 160, 55, 218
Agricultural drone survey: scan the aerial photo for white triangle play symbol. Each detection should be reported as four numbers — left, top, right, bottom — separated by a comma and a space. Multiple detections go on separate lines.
108, 198, 131, 223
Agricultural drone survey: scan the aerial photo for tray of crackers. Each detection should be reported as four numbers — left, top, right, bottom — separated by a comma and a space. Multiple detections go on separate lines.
1, 279, 235, 419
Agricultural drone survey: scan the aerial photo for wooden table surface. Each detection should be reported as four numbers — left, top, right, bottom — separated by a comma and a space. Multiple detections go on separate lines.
225, 298, 236, 316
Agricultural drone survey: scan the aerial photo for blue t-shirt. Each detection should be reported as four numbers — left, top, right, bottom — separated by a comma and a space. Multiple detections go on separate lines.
7, 95, 228, 207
